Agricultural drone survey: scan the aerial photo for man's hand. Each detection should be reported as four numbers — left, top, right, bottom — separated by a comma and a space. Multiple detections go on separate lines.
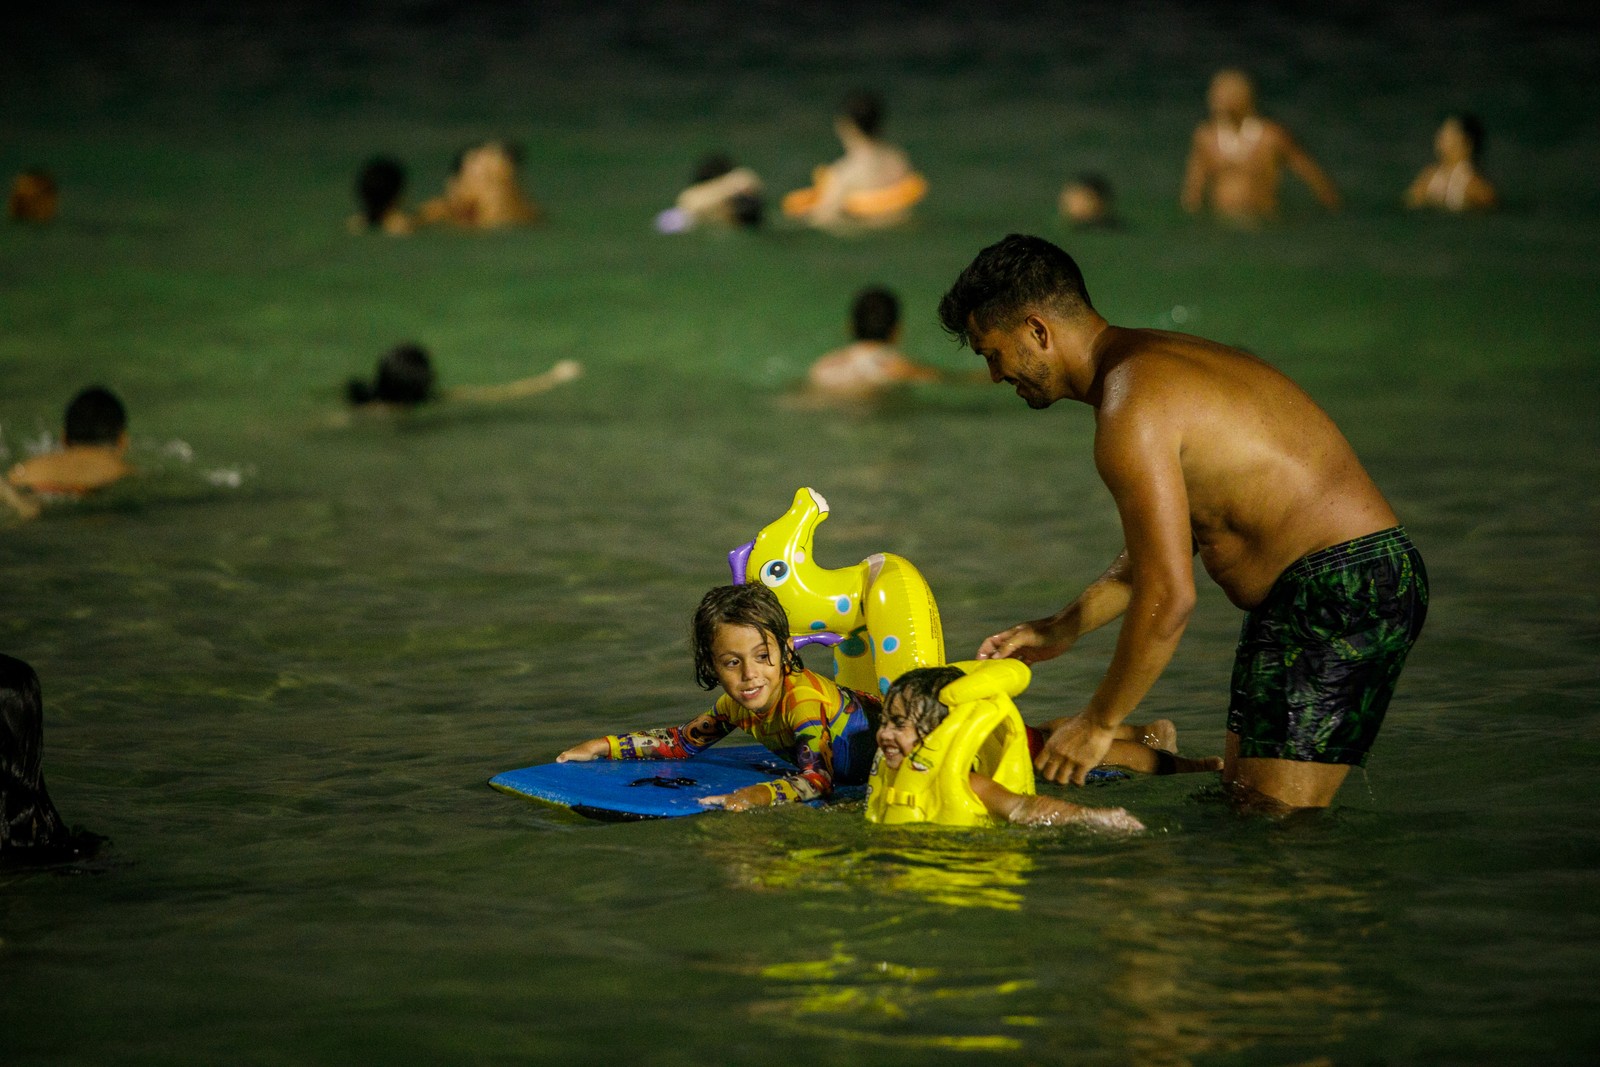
1035, 712, 1116, 786
976, 618, 1071, 663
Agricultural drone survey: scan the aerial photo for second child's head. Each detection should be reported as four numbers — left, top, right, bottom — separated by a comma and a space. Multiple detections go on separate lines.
63, 386, 127, 448
850, 285, 901, 343
876, 665, 965, 769
692, 584, 802, 713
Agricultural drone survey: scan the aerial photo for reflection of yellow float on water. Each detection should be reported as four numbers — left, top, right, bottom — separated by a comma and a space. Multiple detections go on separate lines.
728, 487, 943, 696
866, 659, 1037, 828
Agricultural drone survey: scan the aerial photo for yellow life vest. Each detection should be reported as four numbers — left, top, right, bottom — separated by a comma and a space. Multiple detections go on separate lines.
865, 659, 1036, 827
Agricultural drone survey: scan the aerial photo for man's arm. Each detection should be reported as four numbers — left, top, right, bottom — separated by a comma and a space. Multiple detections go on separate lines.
1180, 128, 1211, 214
976, 550, 1133, 662
1278, 128, 1342, 210
1035, 403, 1197, 785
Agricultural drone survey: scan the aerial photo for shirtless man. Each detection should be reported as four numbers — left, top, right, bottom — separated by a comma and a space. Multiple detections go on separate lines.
805, 286, 945, 398
4, 386, 134, 520
782, 91, 926, 230
1181, 69, 1341, 223
938, 235, 1428, 810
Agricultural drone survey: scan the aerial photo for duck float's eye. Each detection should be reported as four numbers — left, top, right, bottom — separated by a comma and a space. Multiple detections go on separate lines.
759, 560, 790, 587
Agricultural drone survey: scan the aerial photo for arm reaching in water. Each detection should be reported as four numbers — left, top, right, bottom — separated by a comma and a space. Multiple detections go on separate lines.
976, 549, 1134, 663
446, 360, 581, 404
1, 478, 42, 521
969, 773, 1144, 831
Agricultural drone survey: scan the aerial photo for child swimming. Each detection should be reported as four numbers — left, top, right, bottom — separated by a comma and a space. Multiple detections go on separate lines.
557, 583, 882, 810
4, 386, 134, 520
872, 665, 1218, 829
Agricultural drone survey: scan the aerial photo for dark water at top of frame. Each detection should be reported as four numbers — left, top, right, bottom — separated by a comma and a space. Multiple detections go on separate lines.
2, 2, 1599, 1064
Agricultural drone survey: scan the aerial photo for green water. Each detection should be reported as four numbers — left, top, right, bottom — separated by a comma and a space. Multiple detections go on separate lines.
4, 3, 1598, 1063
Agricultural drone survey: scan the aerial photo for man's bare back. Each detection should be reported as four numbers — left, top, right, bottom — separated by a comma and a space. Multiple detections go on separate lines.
1093, 327, 1397, 608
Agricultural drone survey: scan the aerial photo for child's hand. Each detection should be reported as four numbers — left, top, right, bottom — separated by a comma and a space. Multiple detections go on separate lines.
556, 737, 610, 762
698, 790, 758, 811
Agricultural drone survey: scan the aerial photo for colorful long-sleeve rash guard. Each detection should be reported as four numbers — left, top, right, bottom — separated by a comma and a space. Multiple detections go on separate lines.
604, 668, 881, 805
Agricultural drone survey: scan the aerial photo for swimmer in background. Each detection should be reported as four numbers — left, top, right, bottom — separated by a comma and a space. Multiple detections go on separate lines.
655, 153, 764, 233
1180, 69, 1341, 224
1405, 113, 1498, 212
347, 155, 414, 235
342, 343, 582, 414
782, 90, 928, 230
417, 140, 542, 229
558, 583, 881, 811
8, 169, 59, 224
1, 653, 105, 866
1058, 172, 1122, 230
3, 387, 134, 521
804, 286, 956, 399
876, 666, 1216, 829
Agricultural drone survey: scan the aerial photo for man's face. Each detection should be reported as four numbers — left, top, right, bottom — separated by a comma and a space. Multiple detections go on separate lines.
967, 317, 1059, 409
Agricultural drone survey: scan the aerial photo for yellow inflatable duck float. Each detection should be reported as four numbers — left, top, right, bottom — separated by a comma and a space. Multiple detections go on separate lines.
728, 487, 944, 696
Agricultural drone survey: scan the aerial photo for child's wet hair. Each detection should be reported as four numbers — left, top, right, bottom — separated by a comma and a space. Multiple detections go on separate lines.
63, 386, 127, 445
884, 665, 967, 740
691, 584, 802, 690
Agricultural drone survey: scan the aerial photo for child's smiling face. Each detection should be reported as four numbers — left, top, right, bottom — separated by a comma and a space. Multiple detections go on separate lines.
875, 694, 921, 770
711, 623, 784, 714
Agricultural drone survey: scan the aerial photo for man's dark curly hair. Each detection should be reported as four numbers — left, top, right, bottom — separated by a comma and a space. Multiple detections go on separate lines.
937, 234, 1095, 348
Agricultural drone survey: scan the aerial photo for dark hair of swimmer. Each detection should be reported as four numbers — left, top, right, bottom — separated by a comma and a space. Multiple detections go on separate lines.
356, 156, 406, 227
691, 584, 802, 691
850, 285, 901, 342
1074, 172, 1114, 202
937, 233, 1096, 349
346, 343, 436, 406
1448, 113, 1487, 161
692, 153, 735, 185
728, 192, 764, 229
63, 386, 127, 445
884, 665, 967, 742
1, 652, 103, 865
840, 89, 884, 138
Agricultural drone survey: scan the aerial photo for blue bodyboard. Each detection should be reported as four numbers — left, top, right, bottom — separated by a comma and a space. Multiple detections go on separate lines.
490, 744, 1126, 821
489, 744, 856, 821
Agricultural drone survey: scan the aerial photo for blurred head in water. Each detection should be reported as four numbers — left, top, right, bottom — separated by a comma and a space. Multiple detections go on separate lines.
1207, 69, 1256, 123
838, 89, 885, 139
692, 153, 735, 185
1059, 173, 1115, 227
356, 156, 406, 228
346, 344, 436, 406
1436, 113, 1486, 164
850, 285, 901, 343
8, 169, 59, 223
1, 653, 77, 861
63, 386, 128, 447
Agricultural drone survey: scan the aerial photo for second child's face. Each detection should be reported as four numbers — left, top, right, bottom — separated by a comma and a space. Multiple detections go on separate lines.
875, 695, 921, 771
711, 623, 784, 714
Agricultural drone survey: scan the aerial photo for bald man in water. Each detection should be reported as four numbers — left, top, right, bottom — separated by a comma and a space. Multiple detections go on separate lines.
939, 235, 1427, 810
1181, 69, 1341, 223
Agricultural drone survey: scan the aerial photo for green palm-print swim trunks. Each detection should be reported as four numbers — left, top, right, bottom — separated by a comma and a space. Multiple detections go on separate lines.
1227, 527, 1428, 765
